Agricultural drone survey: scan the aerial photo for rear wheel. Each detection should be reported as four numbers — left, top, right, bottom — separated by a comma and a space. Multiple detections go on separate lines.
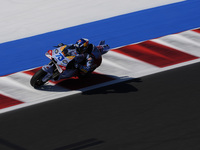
30, 69, 47, 88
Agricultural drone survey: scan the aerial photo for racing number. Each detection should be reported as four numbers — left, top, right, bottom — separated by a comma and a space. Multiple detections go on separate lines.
56, 53, 65, 61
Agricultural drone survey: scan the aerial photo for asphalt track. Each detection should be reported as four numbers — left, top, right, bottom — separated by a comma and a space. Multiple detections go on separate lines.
0, 62, 200, 150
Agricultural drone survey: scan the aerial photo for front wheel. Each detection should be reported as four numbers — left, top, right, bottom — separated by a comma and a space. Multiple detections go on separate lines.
30, 69, 47, 88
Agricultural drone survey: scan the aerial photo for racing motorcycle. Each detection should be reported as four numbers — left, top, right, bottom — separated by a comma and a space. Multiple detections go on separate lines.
30, 41, 109, 88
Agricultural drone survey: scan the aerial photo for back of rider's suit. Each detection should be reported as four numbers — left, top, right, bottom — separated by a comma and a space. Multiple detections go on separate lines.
79, 44, 102, 74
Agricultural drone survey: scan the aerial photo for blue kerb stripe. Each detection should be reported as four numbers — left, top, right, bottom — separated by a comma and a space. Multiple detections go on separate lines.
1, 0, 200, 76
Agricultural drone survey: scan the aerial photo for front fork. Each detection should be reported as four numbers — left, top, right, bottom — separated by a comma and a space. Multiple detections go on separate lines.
42, 61, 59, 82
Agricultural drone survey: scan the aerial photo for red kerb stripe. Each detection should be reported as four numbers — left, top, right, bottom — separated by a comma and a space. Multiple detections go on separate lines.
193, 28, 200, 34
113, 41, 198, 67
23, 67, 42, 76
0, 94, 23, 109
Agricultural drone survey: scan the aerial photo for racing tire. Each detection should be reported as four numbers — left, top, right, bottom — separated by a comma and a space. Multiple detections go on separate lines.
30, 69, 47, 88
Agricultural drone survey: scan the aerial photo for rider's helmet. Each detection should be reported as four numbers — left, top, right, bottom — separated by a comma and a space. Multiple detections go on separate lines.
75, 38, 89, 54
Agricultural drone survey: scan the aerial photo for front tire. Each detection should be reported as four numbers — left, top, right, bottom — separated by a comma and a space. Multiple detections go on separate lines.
30, 69, 47, 88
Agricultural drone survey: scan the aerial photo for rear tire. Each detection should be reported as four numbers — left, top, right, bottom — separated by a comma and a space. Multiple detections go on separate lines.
30, 69, 48, 88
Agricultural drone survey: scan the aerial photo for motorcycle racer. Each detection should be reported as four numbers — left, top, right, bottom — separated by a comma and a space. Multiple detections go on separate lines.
58, 38, 110, 78
42, 38, 110, 82
30, 38, 110, 87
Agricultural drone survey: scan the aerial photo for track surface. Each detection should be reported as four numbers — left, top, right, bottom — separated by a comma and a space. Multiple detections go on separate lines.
0, 1, 200, 149
0, 62, 200, 150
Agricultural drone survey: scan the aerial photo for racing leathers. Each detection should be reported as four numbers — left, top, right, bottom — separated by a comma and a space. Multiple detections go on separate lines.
75, 42, 110, 77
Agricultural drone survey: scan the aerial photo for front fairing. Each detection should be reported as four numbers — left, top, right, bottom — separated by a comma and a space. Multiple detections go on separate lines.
45, 46, 75, 73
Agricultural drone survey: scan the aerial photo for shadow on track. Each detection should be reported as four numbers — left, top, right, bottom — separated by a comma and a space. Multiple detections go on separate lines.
83, 78, 142, 95
35, 73, 142, 94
